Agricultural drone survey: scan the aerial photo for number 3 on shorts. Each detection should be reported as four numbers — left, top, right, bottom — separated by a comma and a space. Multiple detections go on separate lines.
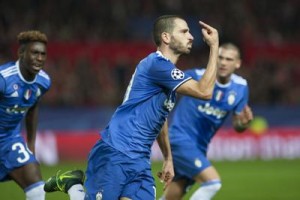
11, 142, 31, 163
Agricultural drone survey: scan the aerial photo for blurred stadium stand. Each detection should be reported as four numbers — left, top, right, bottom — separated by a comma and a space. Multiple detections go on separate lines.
1, 0, 299, 162
0, 0, 300, 163
1, 0, 299, 107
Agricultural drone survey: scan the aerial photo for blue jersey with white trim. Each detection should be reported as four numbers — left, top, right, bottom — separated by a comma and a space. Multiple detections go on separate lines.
0, 61, 51, 142
101, 51, 192, 159
169, 68, 249, 153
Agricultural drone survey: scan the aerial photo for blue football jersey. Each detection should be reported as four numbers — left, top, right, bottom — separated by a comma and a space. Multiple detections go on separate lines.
101, 51, 192, 159
0, 61, 51, 142
169, 68, 249, 153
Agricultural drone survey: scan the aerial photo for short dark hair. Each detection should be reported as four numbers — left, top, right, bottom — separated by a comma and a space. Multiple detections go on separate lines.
17, 30, 48, 46
220, 43, 241, 59
152, 15, 182, 46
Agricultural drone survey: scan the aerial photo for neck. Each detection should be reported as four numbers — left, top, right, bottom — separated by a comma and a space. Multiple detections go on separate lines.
157, 47, 180, 64
217, 76, 230, 84
19, 62, 35, 81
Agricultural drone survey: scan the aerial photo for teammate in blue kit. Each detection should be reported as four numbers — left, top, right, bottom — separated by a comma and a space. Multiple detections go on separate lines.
44, 15, 219, 200
0, 30, 51, 200
161, 43, 254, 200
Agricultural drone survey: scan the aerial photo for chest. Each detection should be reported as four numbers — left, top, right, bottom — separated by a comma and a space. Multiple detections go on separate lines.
210, 89, 241, 110
2, 79, 41, 108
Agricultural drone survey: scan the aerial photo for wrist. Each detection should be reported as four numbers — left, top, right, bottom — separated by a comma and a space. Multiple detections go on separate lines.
164, 158, 173, 161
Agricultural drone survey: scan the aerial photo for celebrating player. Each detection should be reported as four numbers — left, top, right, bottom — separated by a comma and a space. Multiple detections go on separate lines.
44, 15, 219, 200
161, 43, 253, 200
0, 31, 51, 200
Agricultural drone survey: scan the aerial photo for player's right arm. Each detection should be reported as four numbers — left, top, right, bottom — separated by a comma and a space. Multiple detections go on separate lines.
176, 21, 219, 100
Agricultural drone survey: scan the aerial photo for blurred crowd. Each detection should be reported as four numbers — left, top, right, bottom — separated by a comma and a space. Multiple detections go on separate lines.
0, 0, 299, 107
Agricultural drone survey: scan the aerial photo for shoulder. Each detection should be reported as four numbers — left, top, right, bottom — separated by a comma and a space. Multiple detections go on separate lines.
142, 51, 174, 73
0, 62, 17, 78
36, 70, 51, 89
152, 51, 173, 68
38, 70, 50, 81
231, 74, 248, 86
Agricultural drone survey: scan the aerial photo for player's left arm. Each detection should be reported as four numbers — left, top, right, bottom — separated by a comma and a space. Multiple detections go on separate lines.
0, 75, 5, 97
25, 102, 40, 154
232, 85, 253, 132
233, 105, 253, 132
156, 120, 174, 190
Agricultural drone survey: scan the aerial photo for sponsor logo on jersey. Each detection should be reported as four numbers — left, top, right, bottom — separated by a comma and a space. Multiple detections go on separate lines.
96, 192, 103, 200
10, 84, 19, 97
164, 98, 175, 111
10, 91, 19, 97
198, 102, 227, 119
6, 104, 29, 114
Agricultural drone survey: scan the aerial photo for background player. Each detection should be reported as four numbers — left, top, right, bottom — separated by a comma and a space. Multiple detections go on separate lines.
0, 31, 51, 200
44, 15, 219, 200
161, 43, 253, 200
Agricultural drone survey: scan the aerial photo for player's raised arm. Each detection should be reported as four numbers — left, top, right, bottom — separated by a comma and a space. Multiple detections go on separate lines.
176, 21, 219, 100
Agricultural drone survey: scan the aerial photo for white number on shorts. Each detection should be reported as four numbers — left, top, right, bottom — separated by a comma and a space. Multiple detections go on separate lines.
11, 142, 30, 163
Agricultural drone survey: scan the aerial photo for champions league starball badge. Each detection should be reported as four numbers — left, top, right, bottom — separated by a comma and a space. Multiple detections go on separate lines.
171, 68, 184, 80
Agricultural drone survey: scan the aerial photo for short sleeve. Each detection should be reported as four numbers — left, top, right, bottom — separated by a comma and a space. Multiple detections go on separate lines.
149, 58, 192, 91
235, 86, 249, 114
0, 75, 5, 95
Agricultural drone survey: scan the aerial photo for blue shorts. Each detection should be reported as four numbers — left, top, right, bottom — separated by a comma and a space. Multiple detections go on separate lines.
171, 142, 211, 187
0, 136, 38, 181
84, 140, 156, 200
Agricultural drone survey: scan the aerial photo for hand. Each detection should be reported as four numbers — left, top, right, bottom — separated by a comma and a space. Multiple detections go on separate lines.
234, 105, 253, 132
199, 21, 219, 47
239, 105, 253, 125
157, 159, 174, 191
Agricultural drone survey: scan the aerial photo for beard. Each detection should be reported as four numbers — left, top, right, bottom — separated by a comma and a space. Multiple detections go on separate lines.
169, 36, 192, 55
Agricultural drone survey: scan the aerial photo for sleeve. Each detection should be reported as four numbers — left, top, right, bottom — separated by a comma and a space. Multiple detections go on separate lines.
149, 58, 192, 91
234, 85, 249, 114
0, 75, 5, 96
38, 72, 52, 98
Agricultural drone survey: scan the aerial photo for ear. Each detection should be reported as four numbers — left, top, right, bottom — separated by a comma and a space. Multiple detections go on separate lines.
18, 46, 25, 58
161, 32, 171, 45
235, 59, 242, 69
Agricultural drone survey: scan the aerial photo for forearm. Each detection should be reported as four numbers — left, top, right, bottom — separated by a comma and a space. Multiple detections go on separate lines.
25, 104, 39, 152
157, 121, 172, 161
197, 44, 219, 99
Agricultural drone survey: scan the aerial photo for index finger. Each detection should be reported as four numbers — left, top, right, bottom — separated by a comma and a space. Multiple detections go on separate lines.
199, 21, 213, 29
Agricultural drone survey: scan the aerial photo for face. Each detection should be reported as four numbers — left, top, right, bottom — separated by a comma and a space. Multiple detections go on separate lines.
217, 47, 241, 83
19, 42, 47, 80
169, 18, 194, 55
